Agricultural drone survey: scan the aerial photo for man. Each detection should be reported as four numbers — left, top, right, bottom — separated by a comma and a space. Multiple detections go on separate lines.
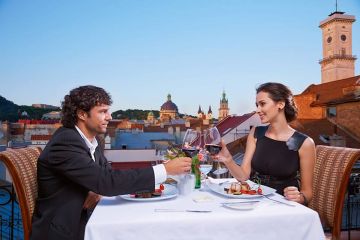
30, 85, 191, 240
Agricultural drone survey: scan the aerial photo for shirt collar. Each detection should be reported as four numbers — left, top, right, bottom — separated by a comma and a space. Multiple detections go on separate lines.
75, 125, 98, 161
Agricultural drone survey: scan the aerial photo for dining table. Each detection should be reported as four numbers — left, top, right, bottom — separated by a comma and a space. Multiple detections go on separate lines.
85, 178, 325, 240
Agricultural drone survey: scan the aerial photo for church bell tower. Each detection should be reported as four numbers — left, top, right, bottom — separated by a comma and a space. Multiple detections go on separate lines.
319, 9, 356, 83
218, 91, 229, 121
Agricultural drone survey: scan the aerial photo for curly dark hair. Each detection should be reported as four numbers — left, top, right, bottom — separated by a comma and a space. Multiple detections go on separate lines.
61, 85, 112, 128
256, 82, 298, 122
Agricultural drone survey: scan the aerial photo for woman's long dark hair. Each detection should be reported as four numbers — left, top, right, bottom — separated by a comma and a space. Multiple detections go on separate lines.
256, 82, 298, 122
61, 85, 112, 128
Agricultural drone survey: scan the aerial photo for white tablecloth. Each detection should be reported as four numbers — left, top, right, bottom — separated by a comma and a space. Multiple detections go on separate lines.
85, 181, 325, 240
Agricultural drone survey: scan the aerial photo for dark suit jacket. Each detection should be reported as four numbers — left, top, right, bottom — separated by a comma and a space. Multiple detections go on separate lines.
30, 127, 155, 240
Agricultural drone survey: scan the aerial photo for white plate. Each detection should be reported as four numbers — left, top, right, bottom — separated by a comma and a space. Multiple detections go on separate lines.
222, 201, 259, 210
206, 180, 276, 199
119, 184, 178, 202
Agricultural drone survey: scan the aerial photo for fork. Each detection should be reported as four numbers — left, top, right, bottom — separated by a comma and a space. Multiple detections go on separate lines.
218, 180, 231, 185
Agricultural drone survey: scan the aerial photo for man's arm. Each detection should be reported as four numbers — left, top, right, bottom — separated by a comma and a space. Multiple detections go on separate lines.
47, 130, 155, 196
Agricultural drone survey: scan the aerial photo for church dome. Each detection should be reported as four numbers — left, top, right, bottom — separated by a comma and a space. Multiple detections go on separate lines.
160, 94, 178, 112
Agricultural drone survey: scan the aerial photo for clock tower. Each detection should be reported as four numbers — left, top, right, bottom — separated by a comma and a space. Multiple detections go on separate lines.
319, 11, 356, 83
218, 91, 229, 121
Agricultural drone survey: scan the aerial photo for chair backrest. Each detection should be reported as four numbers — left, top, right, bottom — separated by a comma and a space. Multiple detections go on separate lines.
309, 145, 360, 240
0, 147, 41, 240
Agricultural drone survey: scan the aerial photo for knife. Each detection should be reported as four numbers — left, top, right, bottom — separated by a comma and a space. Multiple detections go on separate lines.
154, 208, 212, 213
220, 200, 260, 205
262, 195, 296, 207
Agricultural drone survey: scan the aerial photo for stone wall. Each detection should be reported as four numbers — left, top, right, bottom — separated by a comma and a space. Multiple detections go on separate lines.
294, 94, 324, 119
336, 102, 360, 139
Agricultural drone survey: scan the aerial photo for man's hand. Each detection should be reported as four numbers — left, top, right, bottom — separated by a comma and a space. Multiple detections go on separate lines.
83, 191, 101, 209
163, 157, 192, 175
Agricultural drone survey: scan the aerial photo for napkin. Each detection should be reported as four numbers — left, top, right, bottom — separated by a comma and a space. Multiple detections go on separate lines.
207, 177, 237, 185
192, 194, 214, 203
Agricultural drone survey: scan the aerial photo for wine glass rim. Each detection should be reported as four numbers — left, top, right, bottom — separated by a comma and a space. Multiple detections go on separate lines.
183, 129, 202, 148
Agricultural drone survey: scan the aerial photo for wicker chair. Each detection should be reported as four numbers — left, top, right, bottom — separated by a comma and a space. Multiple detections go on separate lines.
0, 147, 41, 240
309, 145, 360, 240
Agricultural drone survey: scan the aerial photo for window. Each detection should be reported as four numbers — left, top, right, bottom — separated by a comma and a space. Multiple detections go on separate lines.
341, 48, 346, 55
327, 107, 337, 118
327, 36, 332, 43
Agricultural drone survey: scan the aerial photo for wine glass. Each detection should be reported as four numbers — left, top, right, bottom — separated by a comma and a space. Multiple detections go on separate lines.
182, 129, 202, 189
203, 127, 228, 175
199, 152, 212, 178
182, 129, 201, 157
155, 148, 167, 165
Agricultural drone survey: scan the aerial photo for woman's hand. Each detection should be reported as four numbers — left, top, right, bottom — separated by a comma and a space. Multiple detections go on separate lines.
212, 139, 233, 164
283, 186, 302, 203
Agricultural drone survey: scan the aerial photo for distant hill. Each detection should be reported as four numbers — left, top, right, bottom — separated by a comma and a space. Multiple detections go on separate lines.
0, 95, 60, 122
0, 96, 19, 122
0, 95, 194, 122
112, 109, 160, 120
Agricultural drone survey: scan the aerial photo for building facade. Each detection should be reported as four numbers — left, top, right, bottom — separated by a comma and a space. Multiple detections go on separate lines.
294, 10, 360, 148
159, 94, 179, 122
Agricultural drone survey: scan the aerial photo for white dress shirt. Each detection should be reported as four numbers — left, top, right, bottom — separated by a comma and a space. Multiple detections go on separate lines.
75, 126, 98, 161
75, 126, 167, 184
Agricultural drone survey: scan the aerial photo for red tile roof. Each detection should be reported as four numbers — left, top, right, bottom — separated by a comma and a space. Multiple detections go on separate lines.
226, 135, 247, 155
216, 112, 256, 137
144, 126, 172, 132
130, 124, 144, 130
298, 75, 360, 106
18, 119, 60, 124
31, 135, 52, 141
146, 124, 189, 132
186, 118, 204, 128
291, 119, 360, 148
107, 120, 124, 128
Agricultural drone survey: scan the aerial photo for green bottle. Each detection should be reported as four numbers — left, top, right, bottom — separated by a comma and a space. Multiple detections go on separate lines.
191, 155, 201, 189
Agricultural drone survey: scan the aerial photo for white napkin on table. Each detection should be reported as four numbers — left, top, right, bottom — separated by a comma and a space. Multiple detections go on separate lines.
207, 177, 237, 184
192, 193, 214, 203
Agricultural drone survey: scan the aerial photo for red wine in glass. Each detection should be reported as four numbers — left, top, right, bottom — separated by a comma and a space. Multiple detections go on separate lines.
204, 127, 228, 175
181, 147, 199, 158
205, 144, 222, 155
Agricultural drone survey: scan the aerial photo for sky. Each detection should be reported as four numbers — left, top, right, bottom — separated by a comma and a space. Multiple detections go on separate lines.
0, 0, 360, 118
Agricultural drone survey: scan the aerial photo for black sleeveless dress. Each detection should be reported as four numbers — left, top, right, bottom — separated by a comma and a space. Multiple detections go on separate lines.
251, 125, 308, 195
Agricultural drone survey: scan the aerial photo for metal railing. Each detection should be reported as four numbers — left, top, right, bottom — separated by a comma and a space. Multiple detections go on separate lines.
340, 173, 360, 239
0, 182, 23, 240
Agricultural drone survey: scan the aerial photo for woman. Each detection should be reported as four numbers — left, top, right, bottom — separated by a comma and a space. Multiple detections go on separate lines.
215, 82, 315, 205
